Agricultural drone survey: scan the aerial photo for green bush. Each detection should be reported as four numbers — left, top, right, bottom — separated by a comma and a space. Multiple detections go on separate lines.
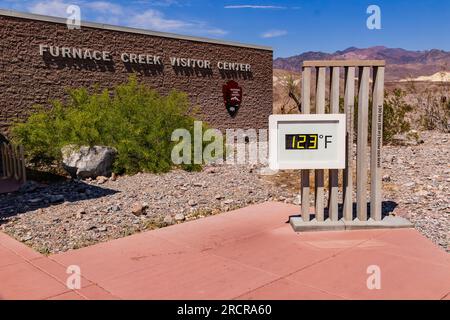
420, 93, 450, 132
381, 89, 413, 143
338, 88, 413, 144
11, 77, 205, 174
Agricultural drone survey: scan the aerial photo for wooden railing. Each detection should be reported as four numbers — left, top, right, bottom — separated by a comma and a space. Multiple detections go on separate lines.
0, 143, 27, 184
300, 60, 385, 223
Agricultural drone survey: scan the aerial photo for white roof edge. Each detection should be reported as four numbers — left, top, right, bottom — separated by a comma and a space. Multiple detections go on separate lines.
0, 9, 273, 52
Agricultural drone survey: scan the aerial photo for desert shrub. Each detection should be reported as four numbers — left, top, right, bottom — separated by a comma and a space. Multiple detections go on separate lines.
339, 89, 412, 144
11, 77, 208, 174
381, 89, 413, 143
419, 93, 450, 132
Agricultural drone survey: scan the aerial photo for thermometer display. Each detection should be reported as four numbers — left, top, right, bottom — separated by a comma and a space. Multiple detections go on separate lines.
285, 134, 319, 150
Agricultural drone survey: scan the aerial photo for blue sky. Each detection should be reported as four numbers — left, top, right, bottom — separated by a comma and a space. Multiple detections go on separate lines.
1, 0, 449, 57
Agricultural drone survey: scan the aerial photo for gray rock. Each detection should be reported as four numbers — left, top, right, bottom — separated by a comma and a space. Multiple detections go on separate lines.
163, 215, 174, 225
62, 145, 117, 179
49, 195, 65, 204
108, 204, 121, 212
174, 213, 185, 222
21, 235, 33, 241
28, 198, 43, 204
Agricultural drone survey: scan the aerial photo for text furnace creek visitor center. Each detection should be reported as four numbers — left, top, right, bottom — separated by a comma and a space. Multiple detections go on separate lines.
0, 9, 273, 136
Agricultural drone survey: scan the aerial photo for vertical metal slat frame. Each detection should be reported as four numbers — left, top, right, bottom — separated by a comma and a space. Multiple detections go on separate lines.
0, 143, 5, 177
0, 143, 27, 183
6, 144, 13, 178
371, 67, 385, 221
15, 145, 21, 181
301, 66, 311, 221
356, 67, 370, 221
343, 67, 356, 221
315, 67, 326, 221
2, 143, 8, 177
19, 146, 27, 183
328, 66, 340, 221
15, 145, 20, 180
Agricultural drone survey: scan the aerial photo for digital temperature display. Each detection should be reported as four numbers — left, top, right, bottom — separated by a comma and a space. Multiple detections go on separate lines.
285, 134, 319, 150
269, 114, 346, 169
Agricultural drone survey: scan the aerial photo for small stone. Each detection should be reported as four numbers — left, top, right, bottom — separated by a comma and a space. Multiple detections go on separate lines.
109, 204, 121, 212
21, 235, 33, 241
174, 213, 185, 222
163, 215, 174, 225
204, 167, 216, 174
49, 195, 65, 204
131, 203, 145, 216
28, 198, 43, 204
214, 194, 223, 200
188, 199, 198, 206
382, 175, 391, 182
98, 226, 107, 232
293, 195, 301, 205
75, 208, 86, 219
223, 199, 234, 205
110, 172, 117, 181
96, 176, 108, 184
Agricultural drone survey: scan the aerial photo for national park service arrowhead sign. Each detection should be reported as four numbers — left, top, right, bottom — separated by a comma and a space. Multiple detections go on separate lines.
222, 80, 242, 117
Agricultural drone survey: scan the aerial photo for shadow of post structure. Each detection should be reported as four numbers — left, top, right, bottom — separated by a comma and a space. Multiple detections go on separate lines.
0, 142, 26, 194
292, 60, 413, 231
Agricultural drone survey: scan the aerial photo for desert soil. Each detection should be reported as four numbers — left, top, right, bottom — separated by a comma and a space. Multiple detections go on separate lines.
0, 131, 448, 254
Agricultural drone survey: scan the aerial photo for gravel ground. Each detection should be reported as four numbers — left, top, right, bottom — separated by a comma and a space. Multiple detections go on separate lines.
0, 130, 448, 254
0, 164, 294, 254
381, 131, 449, 251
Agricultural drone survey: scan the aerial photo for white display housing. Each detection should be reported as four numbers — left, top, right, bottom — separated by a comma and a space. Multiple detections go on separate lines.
269, 114, 346, 170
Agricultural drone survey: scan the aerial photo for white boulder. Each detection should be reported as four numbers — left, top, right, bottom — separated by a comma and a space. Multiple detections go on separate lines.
62, 145, 117, 179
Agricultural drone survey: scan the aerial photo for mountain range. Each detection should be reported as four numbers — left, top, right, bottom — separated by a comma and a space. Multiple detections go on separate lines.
273, 46, 450, 81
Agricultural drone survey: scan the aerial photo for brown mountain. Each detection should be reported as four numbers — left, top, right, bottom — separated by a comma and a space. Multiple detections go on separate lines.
273, 46, 450, 81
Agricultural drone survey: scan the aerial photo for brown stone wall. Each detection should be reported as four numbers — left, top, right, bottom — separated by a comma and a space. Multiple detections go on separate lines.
0, 14, 273, 137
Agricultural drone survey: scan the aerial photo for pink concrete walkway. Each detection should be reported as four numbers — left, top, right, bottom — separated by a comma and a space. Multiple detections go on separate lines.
1, 202, 449, 300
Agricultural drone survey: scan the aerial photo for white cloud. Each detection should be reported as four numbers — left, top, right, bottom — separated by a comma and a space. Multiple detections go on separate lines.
261, 29, 287, 38
129, 9, 190, 31
224, 5, 286, 9
204, 27, 228, 36
132, 0, 180, 6
128, 10, 227, 35
85, 1, 122, 15
29, 0, 72, 17
20, 0, 227, 36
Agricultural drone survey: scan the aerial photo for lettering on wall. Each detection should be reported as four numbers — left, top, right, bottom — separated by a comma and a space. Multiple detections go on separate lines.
38, 44, 252, 73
